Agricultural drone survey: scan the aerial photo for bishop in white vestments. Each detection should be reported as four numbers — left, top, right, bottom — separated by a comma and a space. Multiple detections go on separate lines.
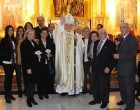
53, 14, 85, 95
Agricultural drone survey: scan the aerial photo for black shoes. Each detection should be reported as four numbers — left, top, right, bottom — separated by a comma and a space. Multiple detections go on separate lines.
5, 94, 16, 103
27, 100, 32, 107
5, 96, 11, 103
39, 94, 49, 99
18, 91, 22, 97
60, 93, 67, 96
88, 100, 101, 105
44, 94, 49, 99
116, 101, 125, 105
9, 95, 16, 100
31, 99, 38, 105
89, 100, 107, 109
27, 99, 38, 107
39, 95, 44, 100
100, 103, 108, 109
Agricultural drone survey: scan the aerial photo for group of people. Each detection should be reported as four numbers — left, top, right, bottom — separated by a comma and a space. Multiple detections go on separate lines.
0, 16, 55, 107
0, 13, 139, 110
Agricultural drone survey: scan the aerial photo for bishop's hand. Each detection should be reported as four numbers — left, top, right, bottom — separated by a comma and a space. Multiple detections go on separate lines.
60, 15, 65, 25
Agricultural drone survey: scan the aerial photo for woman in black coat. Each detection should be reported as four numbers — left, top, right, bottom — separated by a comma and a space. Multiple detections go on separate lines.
0, 25, 16, 103
20, 29, 38, 107
35, 27, 53, 100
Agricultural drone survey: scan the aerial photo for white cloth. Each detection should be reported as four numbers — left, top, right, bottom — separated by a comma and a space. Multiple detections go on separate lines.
65, 13, 74, 25
84, 39, 89, 62
53, 24, 85, 95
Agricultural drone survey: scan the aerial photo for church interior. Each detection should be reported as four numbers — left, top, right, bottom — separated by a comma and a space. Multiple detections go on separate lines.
0, 0, 140, 110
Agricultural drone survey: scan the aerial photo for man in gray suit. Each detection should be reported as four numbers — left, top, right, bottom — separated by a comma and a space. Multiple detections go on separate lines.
114, 22, 138, 110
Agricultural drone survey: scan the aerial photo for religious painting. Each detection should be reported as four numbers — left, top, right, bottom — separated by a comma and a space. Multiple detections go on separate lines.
116, 0, 137, 30
53, 0, 64, 17
68, 0, 84, 17
0, 0, 23, 30
76, 19, 91, 29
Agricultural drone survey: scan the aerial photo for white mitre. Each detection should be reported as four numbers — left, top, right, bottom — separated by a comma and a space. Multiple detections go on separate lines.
65, 13, 74, 25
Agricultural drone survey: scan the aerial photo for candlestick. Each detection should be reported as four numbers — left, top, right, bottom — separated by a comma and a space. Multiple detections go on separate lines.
97, 0, 101, 16
121, 8, 124, 22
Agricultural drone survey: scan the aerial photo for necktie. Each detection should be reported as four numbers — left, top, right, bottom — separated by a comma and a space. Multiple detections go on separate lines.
120, 37, 124, 44
118, 37, 124, 48
96, 41, 103, 56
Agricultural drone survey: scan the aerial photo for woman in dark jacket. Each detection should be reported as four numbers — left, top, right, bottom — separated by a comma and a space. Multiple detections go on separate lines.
35, 27, 53, 100
0, 25, 17, 103
20, 29, 38, 107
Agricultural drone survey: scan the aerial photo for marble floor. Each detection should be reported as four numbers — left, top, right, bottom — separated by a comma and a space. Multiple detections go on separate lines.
0, 92, 140, 110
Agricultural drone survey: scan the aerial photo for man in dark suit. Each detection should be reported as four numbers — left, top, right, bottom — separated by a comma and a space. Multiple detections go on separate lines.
34, 16, 46, 40
89, 28, 117, 109
48, 23, 55, 39
47, 23, 56, 93
114, 22, 138, 110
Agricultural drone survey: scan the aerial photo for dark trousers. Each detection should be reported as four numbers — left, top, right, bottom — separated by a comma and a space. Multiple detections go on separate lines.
22, 67, 35, 100
3, 64, 14, 96
48, 58, 55, 93
118, 74, 135, 110
36, 64, 49, 95
48, 73, 55, 93
83, 61, 91, 92
15, 65, 22, 93
26, 83, 35, 101
94, 73, 110, 103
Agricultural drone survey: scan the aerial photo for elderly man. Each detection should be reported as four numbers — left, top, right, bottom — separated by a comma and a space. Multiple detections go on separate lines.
114, 22, 138, 110
53, 14, 85, 95
89, 28, 117, 109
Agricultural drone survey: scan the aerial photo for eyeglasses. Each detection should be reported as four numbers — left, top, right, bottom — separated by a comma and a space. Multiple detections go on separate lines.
37, 19, 44, 22
98, 32, 105, 35
18, 30, 23, 32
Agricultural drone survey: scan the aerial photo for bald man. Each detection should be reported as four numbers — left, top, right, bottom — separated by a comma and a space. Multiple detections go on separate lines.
114, 22, 138, 110
89, 28, 117, 108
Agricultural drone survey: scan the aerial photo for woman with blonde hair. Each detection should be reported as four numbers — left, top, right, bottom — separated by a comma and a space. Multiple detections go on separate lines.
20, 29, 38, 107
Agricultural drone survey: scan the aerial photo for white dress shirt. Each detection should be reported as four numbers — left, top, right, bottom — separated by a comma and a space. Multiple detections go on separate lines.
84, 39, 89, 62
98, 37, 107, 53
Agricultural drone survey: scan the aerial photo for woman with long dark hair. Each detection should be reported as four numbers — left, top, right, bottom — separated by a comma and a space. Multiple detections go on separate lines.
24, 22, 33, 31
87, 31, 99, 96
15, 26, 24, 97
0, 25, 16, 103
